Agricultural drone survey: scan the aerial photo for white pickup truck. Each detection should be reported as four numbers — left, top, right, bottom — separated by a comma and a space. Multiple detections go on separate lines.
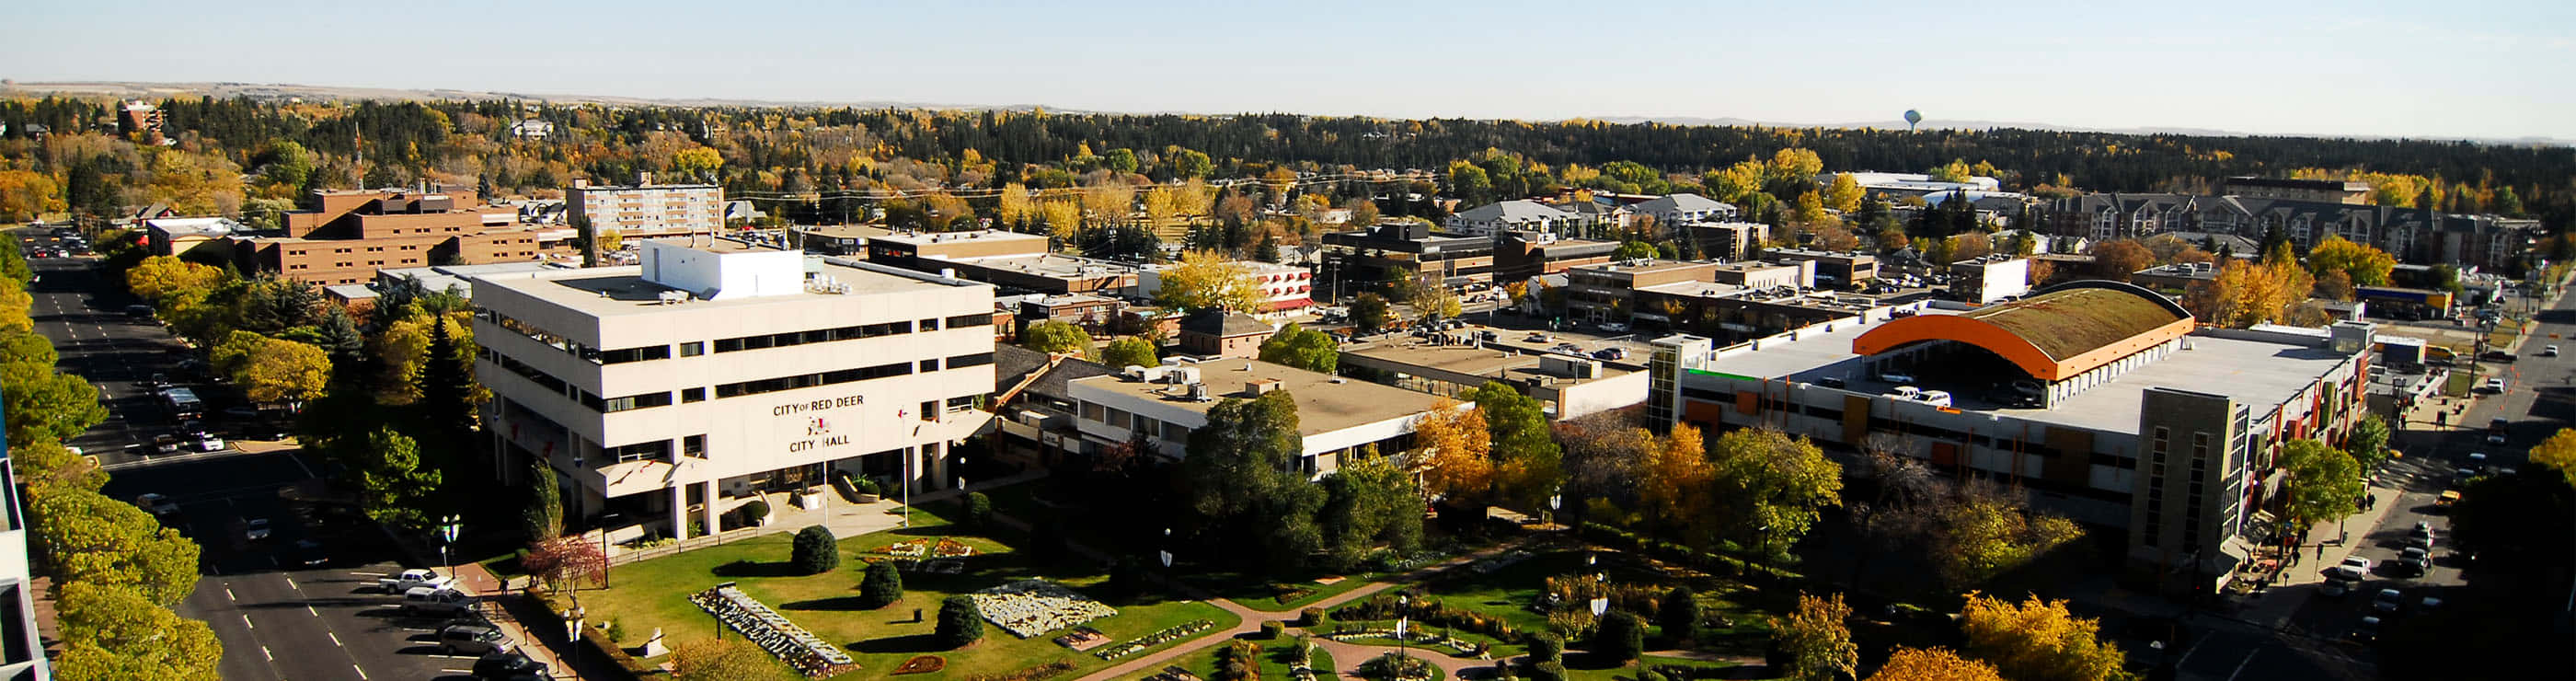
378, 569, 454, 594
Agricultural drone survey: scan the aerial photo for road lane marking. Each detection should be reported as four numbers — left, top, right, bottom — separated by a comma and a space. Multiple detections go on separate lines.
352, 664, 368, 680
307, 606, 319, 617
327, 631, 341, 647
225, 587, 236, 601
2225, 650, 2261, 681
242, 615, 254, 629
262, 646, 273, 661
285, 576, 299, 590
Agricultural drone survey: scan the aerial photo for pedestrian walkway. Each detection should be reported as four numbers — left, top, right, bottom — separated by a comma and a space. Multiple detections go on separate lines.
2230, 484, 2405, 629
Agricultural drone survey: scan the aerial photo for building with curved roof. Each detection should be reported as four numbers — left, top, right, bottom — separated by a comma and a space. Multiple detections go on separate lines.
1854, 282, 2192, 391
1650, 281, 2378, 594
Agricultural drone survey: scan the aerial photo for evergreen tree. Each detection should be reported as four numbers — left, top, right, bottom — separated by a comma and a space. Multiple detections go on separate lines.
1660, 585, 1702, 644
936, 595, 984, 648
416, 316, 476, 441
523, 456, 562, 542
317, 306, 364, 367
1257, 234, 1281, 263
858, 560, 904, 608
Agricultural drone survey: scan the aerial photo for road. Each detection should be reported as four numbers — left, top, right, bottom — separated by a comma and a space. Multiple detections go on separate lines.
17, 226, 202, 467
105, 451, 487, 681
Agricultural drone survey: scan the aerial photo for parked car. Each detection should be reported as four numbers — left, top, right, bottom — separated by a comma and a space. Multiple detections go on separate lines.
133, 493, 178, 515
473, 651, 551, 680
2351, 616, 2382, 642
1525, 332, 1549, 342
191, 432, 225, 453
1816, 376, 1847, 389
2373, 589, 2405, 614
1592, 348, 1627, 361
1879, 371, 1916, 384
241, 517, 270, 541
285, 539, 330, 568
379, 568, 454, 593
1597, 322, 1630, 333
2545, 345, 2560, 357
435, 622, 512, 653
2392, 547, 2430, 576
2331, 557, 2372, 580
407, 588, 478, 618
2320, 577, 2357, 597
2483, 377, 2505, 392
152, 433, 183, 455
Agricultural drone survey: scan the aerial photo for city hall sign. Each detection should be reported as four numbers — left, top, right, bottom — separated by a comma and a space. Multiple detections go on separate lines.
775, 395, 866, 453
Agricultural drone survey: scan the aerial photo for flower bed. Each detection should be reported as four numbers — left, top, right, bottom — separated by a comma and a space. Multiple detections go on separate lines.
1094, 619, 1217, 660
971, 580, 1118, 639
690, 583, 857, 677
1322, 629, 1480, 656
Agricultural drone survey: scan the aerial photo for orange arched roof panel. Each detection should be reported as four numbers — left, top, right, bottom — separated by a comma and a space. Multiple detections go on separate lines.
1852, 283, 2194, 381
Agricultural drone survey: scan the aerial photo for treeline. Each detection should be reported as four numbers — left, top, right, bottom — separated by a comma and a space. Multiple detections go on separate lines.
0, 238, 224, 680
4, 95, 2570, 230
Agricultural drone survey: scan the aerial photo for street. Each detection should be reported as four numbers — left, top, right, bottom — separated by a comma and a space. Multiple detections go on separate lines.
104, 451, 487, 680
18, 227, 208, 467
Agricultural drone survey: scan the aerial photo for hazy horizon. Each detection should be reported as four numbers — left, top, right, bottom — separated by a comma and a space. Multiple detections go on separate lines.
7, 0, 2571, 141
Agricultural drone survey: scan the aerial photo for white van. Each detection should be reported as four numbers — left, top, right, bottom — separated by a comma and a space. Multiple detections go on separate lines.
1915, 390, 1953, 408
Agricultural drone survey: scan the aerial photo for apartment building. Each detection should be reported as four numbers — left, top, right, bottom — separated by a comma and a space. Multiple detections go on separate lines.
567, 177, 725, 238
1766, 248, 1881, 289
2222, 177, 2371, 204
472, 239, 997, 544
1627, 193, 1738, 229
1137, 260, 1314, 311
2036, 193, 2537, 271
1445, 200, 1580, 237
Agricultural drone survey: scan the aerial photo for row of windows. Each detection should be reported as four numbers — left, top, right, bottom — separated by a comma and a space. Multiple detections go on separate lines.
717, 321, 914, 352
714, 362, 914, 399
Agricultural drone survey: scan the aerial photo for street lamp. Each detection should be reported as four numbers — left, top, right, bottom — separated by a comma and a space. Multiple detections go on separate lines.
597, 513, 621, 590
436, 515, 462, 583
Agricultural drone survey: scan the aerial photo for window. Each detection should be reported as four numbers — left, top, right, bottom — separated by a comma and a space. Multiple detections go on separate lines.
681, 387, 706, 403
920, 359, 940, 373
683, 434, 706, 458
595, 345, 671, 364
678, 341, 705, 357
711, 362, 913, 398
947, 352, 995, 369
946, 313, 993, 329
919, 318, 941, 331
605, 440, 670, 463
1082, 401, 1106, 422
1104, 407, 1130, 428
594, 390, 673, 413
713, 321, 911, 352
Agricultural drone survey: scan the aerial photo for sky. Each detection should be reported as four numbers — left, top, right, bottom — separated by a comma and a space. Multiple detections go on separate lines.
7, 0, 2574, 141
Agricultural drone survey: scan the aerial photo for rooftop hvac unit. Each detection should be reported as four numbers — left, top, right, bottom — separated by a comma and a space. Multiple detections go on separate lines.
1188, 382, 1212, 401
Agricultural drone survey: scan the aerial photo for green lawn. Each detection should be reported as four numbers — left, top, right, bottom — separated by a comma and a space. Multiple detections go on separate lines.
1129, 638, 1340, 680
1339, 548, 1788, 663
2445, 367, 2482, 397
581, 506, 1238, 680
1181, 569, 1386, 612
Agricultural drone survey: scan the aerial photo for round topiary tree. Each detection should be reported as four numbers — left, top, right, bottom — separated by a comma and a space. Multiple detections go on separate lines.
858, 560, 904, 608
1527, 660, 1568, 681
1593, 611, 1646, 666
936, 594, 983, 649
1659, 585, 1701, 645
790, 525, 838, 574
741, 499, 771, 525
964, 491, 993, 529
1526, 631, 1564, 664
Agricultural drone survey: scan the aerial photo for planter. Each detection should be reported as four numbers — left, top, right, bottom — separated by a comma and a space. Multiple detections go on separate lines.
794, 491, 826, 510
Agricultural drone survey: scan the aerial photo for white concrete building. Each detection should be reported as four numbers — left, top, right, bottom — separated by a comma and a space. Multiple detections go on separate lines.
1064, 361, 1467, 479
567, 177, 724, 238
472, 239, 997, 542
1135, 260, 1316, 311
1445, 200, 1578, 236
0, 443, 50, 680
1627, 193, 1738, 229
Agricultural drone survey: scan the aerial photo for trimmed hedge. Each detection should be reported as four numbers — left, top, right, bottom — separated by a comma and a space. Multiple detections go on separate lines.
859, 560, 904, 608
791, 525, 839, 574
937, 595, 984, 648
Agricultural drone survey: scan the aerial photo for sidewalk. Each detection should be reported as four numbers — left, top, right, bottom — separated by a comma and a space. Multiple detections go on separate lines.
2230, 484, 2405, 629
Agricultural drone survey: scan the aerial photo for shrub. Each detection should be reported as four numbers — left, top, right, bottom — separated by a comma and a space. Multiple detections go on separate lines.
1259, 620, 1285, 639
606, 618, 627, 642
965, 491, 993, 529
1659, 585, 1701, 645
1593, 611, 1646, 665
1526, 632, 1564, 664
859, 560, 904, 608
1527, 660, 1568, 681
1301, 606, 1328, 628
790, 525, 838, 574
937, 595, 984, 648
740, 499, 771, 522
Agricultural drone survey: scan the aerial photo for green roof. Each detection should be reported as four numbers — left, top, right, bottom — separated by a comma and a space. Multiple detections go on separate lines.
1961, 287, 2186, 361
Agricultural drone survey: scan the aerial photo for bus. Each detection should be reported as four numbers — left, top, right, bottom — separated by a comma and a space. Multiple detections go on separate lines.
163, 387, 205, 420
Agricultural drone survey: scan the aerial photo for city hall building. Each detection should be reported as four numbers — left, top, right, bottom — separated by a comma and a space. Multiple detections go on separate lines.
471, 239, 996, 541
1650, 282, 2373, 592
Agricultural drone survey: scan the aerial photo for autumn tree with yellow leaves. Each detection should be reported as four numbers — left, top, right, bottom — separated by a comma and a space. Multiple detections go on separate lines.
2182, 243, 2320, 329
2303, 235, 2396, 287
1958, 593, 2131, 681
1152, 250, 1265, 313
1866, 647, 2006, 681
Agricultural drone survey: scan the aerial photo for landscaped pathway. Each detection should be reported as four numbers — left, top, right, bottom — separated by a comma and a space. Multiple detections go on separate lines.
1064, 535, 1535, 681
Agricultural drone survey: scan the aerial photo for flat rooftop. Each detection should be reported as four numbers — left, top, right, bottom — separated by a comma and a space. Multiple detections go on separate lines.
1639, 280, 1748, 298
477, 257, 971, 317
1072, 360, 1449, 435
1341, 341, 1634, 384
959, 254, 1133, 279
1699, 311, 2352, 433
870, 229, 1049, 247
791, 225, 895, 240
1570, 260, 1712, 277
